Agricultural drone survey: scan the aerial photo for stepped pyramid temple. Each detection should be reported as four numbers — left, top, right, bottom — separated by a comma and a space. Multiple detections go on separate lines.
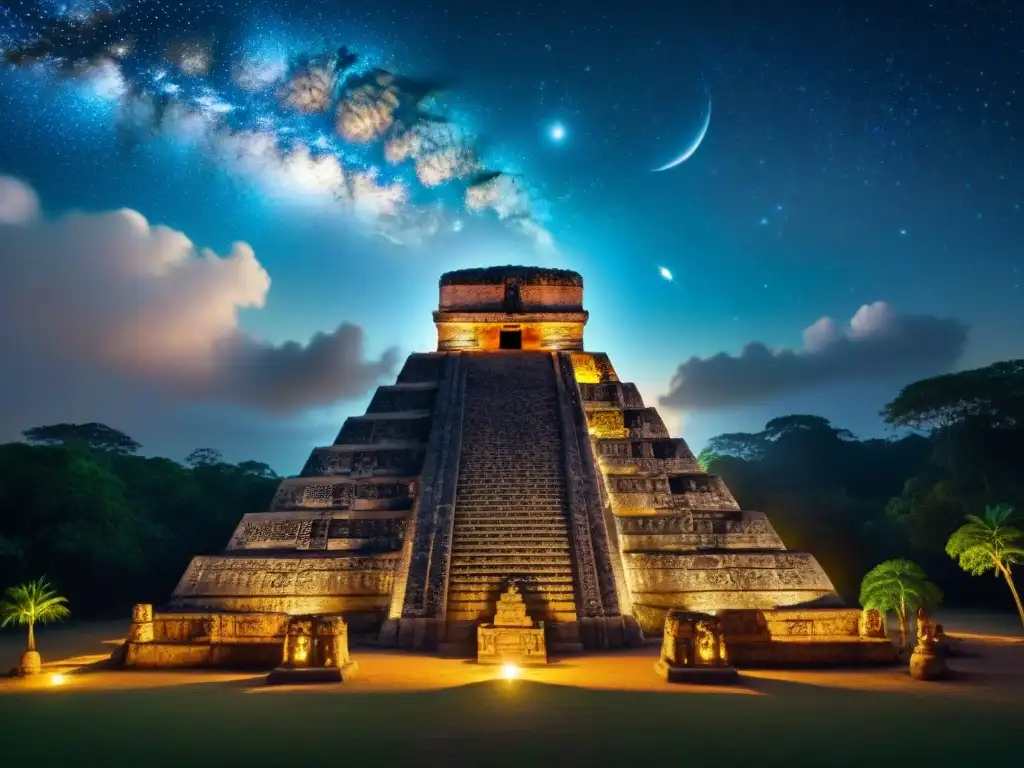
123, 266, 895, 667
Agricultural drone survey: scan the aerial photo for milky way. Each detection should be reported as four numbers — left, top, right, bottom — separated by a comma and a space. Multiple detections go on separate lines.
0, 0, 552, 247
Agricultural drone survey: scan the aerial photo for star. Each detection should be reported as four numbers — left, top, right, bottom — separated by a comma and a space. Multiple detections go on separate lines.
548, 122, 566, 142
659, 266, 673, 281
899, 228, 908, 235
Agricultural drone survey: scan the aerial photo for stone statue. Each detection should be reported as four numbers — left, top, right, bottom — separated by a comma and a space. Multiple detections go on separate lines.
909, 607, 946, 681
915, 607, 935, 645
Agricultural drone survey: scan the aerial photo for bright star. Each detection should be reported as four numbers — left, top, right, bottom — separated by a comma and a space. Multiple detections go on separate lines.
549, 122, 566, 142
659, 266, 673, 281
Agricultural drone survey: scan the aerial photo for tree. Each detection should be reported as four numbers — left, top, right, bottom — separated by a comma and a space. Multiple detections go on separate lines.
186, 448, 224, 468
706, 432, 766, 461
236, 460, 279, 479
945, 504, 1024, 630
22, 423, 140, 455
882, 360, 1024, 433
763, 414, 855, 443
695, 448, 723, 472
859, 559, 943, 651
0, 577, 70, 674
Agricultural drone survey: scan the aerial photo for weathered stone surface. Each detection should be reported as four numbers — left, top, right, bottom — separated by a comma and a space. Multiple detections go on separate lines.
271, 479, 416, 512
625, 551, 836, 597
617, 511, 786, 551
301, 447, 427, 478
169, 554, 399, 614
334, 414, 432, 445
367, 384, 438, 414
655, 610, 739, 684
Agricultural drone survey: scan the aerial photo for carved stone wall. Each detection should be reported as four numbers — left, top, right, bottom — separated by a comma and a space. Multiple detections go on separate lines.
301, 447, 427, 477
271, 478, 416, 512
169, 554, 400, 614
624, 551, 837, 614
616, 511, 785, 551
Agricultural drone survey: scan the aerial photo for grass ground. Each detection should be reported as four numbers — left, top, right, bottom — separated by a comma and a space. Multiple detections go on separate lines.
0, 612, 1021, 767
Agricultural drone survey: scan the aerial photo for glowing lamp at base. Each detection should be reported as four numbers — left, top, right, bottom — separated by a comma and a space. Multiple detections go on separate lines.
500, 663, 519, 680
49, 673, 67, 686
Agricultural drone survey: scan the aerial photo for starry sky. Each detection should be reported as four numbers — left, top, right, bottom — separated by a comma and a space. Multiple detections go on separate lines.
0, 0, 1021, 472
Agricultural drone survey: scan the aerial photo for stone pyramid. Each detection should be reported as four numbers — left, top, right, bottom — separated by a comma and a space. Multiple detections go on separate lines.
140, 266, 892, 666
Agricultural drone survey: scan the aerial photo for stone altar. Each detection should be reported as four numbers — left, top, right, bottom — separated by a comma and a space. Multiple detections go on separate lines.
655, 610, 739, 684
477, 584, 547, 666
121, 265, 897, 668
266, 615, 358, 685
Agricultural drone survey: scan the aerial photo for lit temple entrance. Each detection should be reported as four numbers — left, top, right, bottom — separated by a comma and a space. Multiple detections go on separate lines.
499, 329, 522, 349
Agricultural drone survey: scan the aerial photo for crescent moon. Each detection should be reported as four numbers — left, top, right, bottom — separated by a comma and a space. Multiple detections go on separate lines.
651, 97, 712, 172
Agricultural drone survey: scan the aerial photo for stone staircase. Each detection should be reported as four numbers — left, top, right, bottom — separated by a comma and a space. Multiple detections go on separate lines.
445, 353, 579, 632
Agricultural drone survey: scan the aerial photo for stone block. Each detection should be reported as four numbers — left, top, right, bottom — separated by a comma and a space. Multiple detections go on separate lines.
477, 625, 547, 665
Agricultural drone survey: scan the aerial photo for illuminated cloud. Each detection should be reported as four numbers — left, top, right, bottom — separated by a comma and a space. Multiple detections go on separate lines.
0, 176, 397, 413
660, 302, 968, 410
1, 9, 554, 250
282, 65, 337, 113
335, 74, 400, 142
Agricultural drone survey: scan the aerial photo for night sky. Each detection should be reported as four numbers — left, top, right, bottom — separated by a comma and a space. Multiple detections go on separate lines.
0, 0, 1021, 472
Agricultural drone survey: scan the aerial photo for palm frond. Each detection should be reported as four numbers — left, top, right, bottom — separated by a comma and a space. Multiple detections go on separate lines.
0, 577, 70, 627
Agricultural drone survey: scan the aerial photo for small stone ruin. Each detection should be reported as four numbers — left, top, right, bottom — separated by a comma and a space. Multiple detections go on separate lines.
477, 584, 547, 666
655, 609, 739, 684
266, 615, 358, 685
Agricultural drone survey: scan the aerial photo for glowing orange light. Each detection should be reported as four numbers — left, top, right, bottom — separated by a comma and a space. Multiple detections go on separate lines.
500, 663, 519, 680
49, 673, 67, 686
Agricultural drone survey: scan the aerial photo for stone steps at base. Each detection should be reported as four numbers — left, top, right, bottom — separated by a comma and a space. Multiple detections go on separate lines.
448, 574, 576, 587
452, 513, 568, 521
448, 593, 577, 606
453, 535, 571, 545
454, 528, 573, 536
451, 546, 571, 557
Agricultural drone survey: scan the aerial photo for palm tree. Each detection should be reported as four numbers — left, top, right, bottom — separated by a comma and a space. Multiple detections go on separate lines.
0, 577, 70, 675
859, 559, 943, 652
946, 504, 1024, 630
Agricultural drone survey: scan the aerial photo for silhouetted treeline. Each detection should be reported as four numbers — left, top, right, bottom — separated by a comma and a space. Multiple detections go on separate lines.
702, 360, 1024, 606
1, 359, 1022, 618
0, 424, 278, 618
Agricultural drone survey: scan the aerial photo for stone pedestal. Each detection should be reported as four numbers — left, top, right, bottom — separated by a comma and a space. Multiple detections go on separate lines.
655, 610, 738, 685
908, 609, 947, 681
128, 603, 155, 643
266, 615, 358, 685
18, 650, 41, 676
909, 644, 947, 681
477, 584, 547, 666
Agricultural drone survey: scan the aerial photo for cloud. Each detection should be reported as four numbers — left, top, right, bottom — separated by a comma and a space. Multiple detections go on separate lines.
0, 175, 40, 224
2, 7, 557, 251
0, 176, 397, 414
660, 302, 968, 410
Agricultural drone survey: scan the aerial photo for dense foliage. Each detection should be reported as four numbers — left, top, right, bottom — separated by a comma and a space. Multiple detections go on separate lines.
0, 425, 278, 618
0, 358, 1020, 620
705, 360, 1024, 607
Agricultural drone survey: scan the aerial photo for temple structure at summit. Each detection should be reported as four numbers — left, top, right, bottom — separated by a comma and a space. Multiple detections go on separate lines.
122, 266, 895, 667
